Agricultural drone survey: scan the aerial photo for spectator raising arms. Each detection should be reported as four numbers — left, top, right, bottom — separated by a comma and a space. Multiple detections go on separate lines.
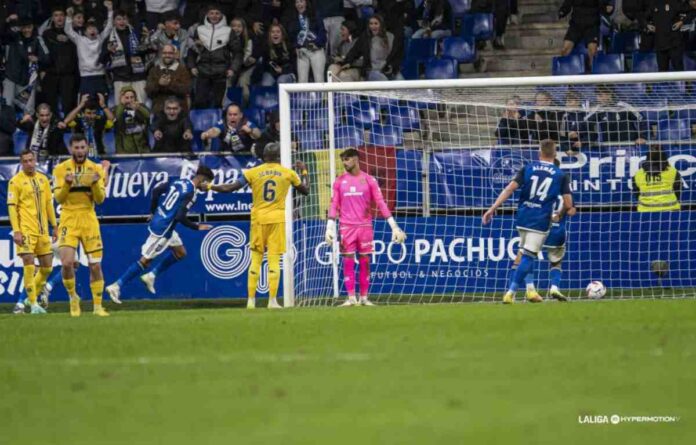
152, 97, 194, 153
61, 93, 115, 158
65, 1, 114, 97
146, 44, 192, 115
187, 6, 242, 109
258, 23, 297, 86
341, 14, 403, 81
283, 0, 327, 83
17, 103, 68, 160
112, 85, 150, 154
100, 9, 149, 102
201, 103, 261, 152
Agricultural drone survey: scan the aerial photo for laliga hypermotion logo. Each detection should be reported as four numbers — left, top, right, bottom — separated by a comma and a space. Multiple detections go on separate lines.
200, 226, 251, 279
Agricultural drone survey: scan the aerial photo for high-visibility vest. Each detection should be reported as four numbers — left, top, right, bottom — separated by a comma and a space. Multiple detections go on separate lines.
634, 165, 681, 212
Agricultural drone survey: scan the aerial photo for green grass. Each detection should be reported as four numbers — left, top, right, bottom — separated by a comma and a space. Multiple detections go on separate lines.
1, 300, 695, 444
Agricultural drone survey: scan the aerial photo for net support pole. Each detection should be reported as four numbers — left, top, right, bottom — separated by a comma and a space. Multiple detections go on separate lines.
327, 74, 340, 299
279, 85, 295, 307
422, 146, 431, 217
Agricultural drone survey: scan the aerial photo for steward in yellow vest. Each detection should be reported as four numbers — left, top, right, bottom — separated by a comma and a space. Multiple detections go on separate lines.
632, 148, 682, 212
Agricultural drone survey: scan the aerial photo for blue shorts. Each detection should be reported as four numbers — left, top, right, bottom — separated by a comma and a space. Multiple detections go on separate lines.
543, 227, 566, 249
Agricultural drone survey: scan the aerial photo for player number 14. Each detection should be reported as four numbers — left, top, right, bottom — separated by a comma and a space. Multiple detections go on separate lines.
529, 176, 552, 201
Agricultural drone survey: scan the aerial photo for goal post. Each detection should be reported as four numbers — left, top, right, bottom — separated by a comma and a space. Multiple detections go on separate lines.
279, 72, 696, 307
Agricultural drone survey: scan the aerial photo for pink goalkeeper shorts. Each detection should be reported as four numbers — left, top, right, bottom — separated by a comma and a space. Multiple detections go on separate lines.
340, 225, 374, 255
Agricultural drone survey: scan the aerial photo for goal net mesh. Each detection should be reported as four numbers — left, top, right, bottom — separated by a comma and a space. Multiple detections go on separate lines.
285, 77, 696, 306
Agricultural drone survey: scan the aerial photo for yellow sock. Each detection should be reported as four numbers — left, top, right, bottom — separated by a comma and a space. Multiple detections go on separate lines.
247, 250, 263, 300
33, 267, 52, 297
91, 280, 104, 308
63, 277, 77, 298
268, 254, 281, 301
23, 265, 37, 305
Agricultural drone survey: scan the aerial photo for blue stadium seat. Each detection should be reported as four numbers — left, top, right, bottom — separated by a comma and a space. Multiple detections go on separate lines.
425, 57, 458, 79
297, 129, 326, 150
368, 125, 403, 147
346, 101, 380, 128
13, 130, 27, 154
610, 32, 640, 54
291, 91, 323, 109
334, 125, 364, 149
449, 0, 472, 32
400, 58, 421, 80
244, 107, 269, 129
683, 52, 696, 71
386, 105, 421, 131
190, 108, 221, 132
640, 98, 669, 122
632, 52, 658, 73
226, 87, 243, 105
306, 109, 329, 130
552, 54, 585, 76
592, 53, 625, 74
571, 41, 588, 56
658, 119, 691, 141
461, 13, 494, 41
103, 130, 116, 155
441, 36, 476, 63
249, 86, 279, 110
614, 83, 647, 102
406, 38, 438, 60
652, 81, 686, 97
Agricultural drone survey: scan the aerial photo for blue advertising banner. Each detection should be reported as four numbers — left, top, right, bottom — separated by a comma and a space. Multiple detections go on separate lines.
0, 155, 261, 219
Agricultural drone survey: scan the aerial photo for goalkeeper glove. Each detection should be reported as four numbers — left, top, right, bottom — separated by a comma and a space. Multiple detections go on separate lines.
325, 219, 337, 244
388, 217, 406, 244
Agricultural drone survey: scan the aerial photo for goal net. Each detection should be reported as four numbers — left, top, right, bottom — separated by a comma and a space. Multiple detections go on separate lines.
279, 73, 696, 307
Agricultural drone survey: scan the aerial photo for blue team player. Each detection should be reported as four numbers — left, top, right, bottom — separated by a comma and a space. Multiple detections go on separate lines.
105, 165, 215, 303
483, 140, 573, 304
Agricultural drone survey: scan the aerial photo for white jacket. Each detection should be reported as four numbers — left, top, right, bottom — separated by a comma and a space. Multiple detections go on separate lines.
65, 12, 113, 77
146, 0, 179, 14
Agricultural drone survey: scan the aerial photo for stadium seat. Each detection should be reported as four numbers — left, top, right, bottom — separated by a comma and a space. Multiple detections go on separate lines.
13, 130, 27, 154
571, 41, 589, 56
632, 52, 658, 73
103, 130, 116, 155
552, 54, 585, 76
658, 119, 691, 141
641, 98, 669, 122
291, 91, 323, 109
190, 108, 221, 132
449, 0, 472, 32
306, 109, 329, 130
406, 38, 438, 60
651, 81, 686, 97
614, 82, 647, 103
441, 36, 476, 63
461, 13, 494, 41
297, 129, 326, 150
386, 105, 421, 131
346, 101, 380, 128
683, 52, 696, 71
249, 86, 279, 111
226, 87, 243, 105
334, 125, 364, 149
368, 124, 403, 147
591, 53, 625, 74
244, 107, 269, 129
610, 32, 640, 54
425, 57, 458, 79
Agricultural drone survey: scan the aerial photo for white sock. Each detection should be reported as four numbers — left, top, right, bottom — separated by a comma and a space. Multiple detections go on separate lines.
526, 283, 536, 291
550, 285, 560, 292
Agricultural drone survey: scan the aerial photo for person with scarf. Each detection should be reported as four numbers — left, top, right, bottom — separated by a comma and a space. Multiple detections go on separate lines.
40, 7, 80, 116
187, 6, 242, 109
152, 97, 193, 153
2, 18, 50, 116
201, 103, 261, 153
61, 92, 115, 158
17, 103, 68, 161
283, 0, 327, 83
148, 11, 190, 62
100, 9, 148, 102
257, 23, 297, 86
145, 43, 191, 114
112, 85, 150, 154
65, 1, 114, 97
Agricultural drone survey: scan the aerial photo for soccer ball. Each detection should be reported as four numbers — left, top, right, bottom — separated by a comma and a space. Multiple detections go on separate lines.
586, 281, 606, 299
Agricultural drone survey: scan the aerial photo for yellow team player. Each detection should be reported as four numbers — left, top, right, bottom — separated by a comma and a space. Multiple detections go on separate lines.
7, 150, 57, 314
53, 134, 108, 317
211, 143, 309, 309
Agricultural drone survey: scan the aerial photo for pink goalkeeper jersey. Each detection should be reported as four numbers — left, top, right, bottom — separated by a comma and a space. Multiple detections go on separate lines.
328, 171, 392, 226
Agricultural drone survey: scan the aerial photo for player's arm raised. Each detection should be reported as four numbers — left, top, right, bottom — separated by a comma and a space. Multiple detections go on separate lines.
369, 176, 406, 244
482, 180, 519, 225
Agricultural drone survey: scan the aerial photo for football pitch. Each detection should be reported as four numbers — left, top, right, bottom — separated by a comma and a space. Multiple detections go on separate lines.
1, 299, 694, 444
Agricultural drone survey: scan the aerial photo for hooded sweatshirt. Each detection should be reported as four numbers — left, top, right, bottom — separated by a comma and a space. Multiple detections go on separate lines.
187, 13, 242, 78
65, 11, 113, 77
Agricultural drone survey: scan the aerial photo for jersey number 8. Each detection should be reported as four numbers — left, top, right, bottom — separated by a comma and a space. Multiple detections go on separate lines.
263, 180, 277, 202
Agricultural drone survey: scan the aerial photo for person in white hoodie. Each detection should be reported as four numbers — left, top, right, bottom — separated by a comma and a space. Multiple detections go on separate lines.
65, 0, 114, 97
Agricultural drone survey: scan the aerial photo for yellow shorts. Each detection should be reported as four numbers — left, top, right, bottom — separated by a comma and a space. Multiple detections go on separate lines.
58, 211, 103, 261
16, 233, 53, 257
250, 222, 285, 255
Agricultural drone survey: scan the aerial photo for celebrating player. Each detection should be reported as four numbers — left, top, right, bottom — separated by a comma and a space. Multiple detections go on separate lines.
106, 165, 215, 302
7, 150, 57, 315
53, 134, 108, 317
326, 149, 407, 307
210, 143, 309, 309
482, 140, 573, 304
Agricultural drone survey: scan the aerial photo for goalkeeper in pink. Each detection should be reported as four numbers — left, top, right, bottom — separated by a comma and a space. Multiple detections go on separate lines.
326, 149, 407, 306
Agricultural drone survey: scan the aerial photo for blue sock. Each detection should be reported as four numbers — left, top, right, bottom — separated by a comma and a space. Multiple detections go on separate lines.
117, 262, 146, 287
550, 267, 562, 288
17, 290, 26, 304
152, 251, 180, 277
524, 272, 535, 287
509, 254, 535, 292
47, 269, 63, 289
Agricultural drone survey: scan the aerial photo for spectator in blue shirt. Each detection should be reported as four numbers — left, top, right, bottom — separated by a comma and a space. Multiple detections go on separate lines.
201, 103, 261, 152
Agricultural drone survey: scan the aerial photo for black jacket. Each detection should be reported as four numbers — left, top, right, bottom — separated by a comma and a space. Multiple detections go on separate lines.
2, 30, 50, 85
99, 27, 148, 82
17, 118, 68, 157
559, 0, 613, 27
42, 26, 78, 75
343, 31, 403, 77
0, 103, 16, 155
187, 17, 242, 78
152, 112, 193, 153
640, 0, 696, 50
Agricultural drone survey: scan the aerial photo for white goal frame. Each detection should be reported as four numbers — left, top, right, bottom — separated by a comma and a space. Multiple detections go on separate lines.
279, 71, 696, 307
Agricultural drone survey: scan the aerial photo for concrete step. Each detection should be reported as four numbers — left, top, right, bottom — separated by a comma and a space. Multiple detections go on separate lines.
516, 0, 559, 16
479, 48, 556, 72
520, 12, 560, 24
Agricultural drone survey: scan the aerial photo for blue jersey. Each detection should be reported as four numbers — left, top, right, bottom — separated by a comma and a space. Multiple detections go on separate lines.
513, 161, 570, 233
544, 195, 568, 248
148, 179, 199, 237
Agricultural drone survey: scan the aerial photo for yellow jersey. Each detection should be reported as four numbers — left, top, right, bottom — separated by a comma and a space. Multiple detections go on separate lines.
243, 162, 301, 224
7, 170, 56, 236
52, 158, 106, 213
